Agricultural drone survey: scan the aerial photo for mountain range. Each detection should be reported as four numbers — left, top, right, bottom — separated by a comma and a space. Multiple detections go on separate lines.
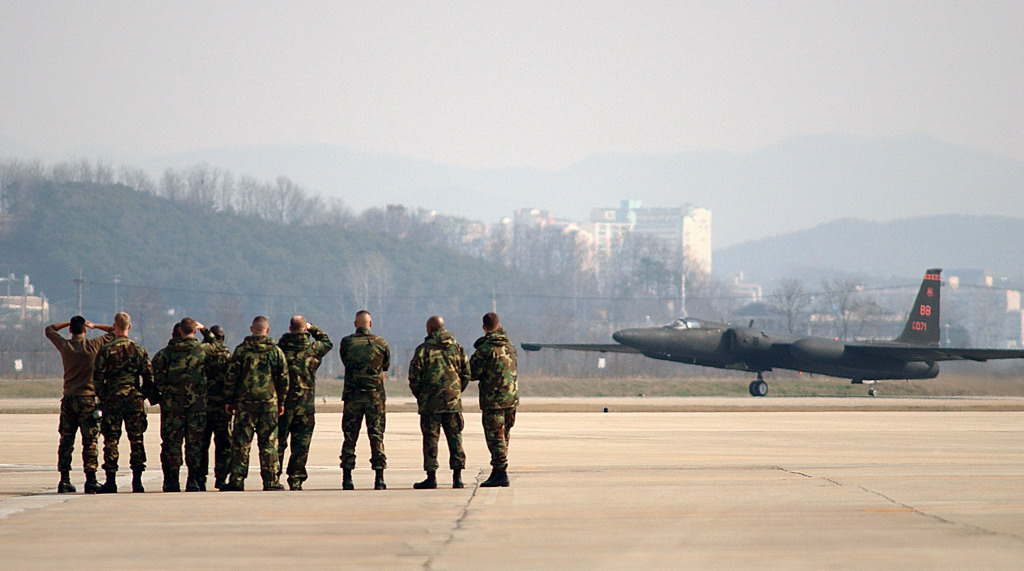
713, 215, 1024, 287
5, 133, 1023, 249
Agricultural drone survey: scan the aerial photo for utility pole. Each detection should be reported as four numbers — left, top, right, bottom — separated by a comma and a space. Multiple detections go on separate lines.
113, 274, 121, 315
73, 270, 85, 316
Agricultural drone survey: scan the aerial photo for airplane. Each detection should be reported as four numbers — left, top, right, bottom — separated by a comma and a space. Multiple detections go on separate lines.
522, 268, 1024, 396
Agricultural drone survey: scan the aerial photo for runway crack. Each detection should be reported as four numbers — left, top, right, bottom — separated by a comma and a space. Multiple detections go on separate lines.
775, 465, 1023, 544
423, 468, 485, 570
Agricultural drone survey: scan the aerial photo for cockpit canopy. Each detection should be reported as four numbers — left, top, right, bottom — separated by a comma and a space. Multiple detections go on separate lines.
664, 317, 704, 330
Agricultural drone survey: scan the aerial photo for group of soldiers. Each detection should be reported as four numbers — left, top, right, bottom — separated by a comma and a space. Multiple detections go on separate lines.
45, 309, 519, 493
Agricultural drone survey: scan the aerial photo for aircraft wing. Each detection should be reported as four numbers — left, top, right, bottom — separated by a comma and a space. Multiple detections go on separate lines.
521, 342, 641, 354
844, 344, 1024, 362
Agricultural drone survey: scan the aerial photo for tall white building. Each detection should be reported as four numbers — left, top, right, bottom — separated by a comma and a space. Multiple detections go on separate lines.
588, 200, 713, 275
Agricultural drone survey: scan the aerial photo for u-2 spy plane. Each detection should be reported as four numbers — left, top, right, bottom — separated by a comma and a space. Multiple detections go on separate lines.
522, 269, 1024, 396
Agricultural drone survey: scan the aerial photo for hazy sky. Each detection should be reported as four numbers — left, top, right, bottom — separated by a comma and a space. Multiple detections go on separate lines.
1, 1, 1021, 169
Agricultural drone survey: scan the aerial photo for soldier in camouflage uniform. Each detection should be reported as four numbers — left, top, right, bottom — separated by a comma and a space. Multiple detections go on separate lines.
222, 316, 288, 491
45, 316, 115, 493
338, 310, 390, 491
277, 315, 333, 491
93, 312, 156, 493
408, 315, 471, 489
199, 325, 232, 490
469, 312, 519, 487
151, 317, 217, 492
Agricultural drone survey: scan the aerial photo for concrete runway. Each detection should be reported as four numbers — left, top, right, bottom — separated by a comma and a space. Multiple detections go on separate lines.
2, 400, 1023, 568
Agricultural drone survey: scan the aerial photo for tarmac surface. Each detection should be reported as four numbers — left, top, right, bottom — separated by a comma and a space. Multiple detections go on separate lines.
2, 397, 1023, 568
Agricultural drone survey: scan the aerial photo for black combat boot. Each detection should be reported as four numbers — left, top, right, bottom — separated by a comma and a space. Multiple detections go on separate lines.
57, 470, 76, 494
214, 476, 226, 490
185, 470, 201, 492
480, 467, 510, 488
162, 467, 181, 492
132, 469, 145, 493
83, 471, 101, 494
98, 469, 118, 493
263, 479, 285, 491
221, 477, 244, 491
288, 478, 302, 491
342, 468, 354, 491
452, 469, 464, 489
374, 469, 386, 490
197, 476, 207, 492
413, 471, 437, 490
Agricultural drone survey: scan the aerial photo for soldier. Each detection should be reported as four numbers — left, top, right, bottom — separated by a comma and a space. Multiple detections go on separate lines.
408, 315, 470, 489
277, 315, 333, 491
338, 310, 390, 491
45, 316, 115, 493
199, 325, 232, 490
469, 312, 519, 487
222, 316, 288, 491
93, 312, 156, 493
151, 317, 214, 492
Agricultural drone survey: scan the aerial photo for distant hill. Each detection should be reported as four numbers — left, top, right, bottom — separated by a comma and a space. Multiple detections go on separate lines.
713, 215, 1024, 286
81, 133, 1024, 248
0, 181, 548, 352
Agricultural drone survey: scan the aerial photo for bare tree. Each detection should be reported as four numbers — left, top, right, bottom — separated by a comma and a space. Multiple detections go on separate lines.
769, 278, 811, 333
818, 277, 863, 340
117, 166, 156, 194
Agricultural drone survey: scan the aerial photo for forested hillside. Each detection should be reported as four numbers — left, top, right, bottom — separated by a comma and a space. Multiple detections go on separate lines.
0, 179, 556, 368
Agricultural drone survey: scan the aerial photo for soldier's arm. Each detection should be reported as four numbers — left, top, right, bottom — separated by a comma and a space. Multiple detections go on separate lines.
469, 346, 488, 382
382, 341, 391, 373
137, 349, 159, 403
408, 349, 422, 397
44, 323, 67, 349
308, 324, 334, 358
273, 347, 289, 403
86, 321, 114, 334
93, 349, 108, 400
223, 351, 240, 411
458, 348, 472, 391
200, 328, 216, 344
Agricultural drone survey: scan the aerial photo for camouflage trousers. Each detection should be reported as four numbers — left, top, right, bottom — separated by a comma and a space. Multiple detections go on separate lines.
100, 394, 148, 472
230, 400, 280, 485
340, 394, 386, 470
159, 398, 207, 471
57, 395, 100, 473
482, 408, 516, 469
278, 404, 315, 484
200, 407, 231, 483
419, 412, 465, 472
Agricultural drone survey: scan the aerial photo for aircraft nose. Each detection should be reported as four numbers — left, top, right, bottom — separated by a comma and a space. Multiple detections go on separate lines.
612, 329, 642, 347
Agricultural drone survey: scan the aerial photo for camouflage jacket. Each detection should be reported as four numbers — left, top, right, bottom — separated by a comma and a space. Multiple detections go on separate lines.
278, 325, 333, 410
470, 328, 519, 410
339, 327, 390, 401
93, 336, 154, 400
408, 328, 470, 414
151, 336, 212, 408
224, 335, 288, 404
202, 331, 232, 412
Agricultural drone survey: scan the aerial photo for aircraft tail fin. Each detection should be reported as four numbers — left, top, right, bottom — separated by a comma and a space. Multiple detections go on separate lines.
894, 268, 942, 346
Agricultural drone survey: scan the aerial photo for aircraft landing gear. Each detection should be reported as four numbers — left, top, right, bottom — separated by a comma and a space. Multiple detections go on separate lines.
748, 374, 768, 397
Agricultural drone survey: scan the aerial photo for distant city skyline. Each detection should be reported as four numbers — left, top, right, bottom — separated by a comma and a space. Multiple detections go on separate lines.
1, 2, 1022, 170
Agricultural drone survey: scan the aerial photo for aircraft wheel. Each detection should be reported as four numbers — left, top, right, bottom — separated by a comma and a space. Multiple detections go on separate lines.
749, 380, 768, 397
868, 388, 878, 397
